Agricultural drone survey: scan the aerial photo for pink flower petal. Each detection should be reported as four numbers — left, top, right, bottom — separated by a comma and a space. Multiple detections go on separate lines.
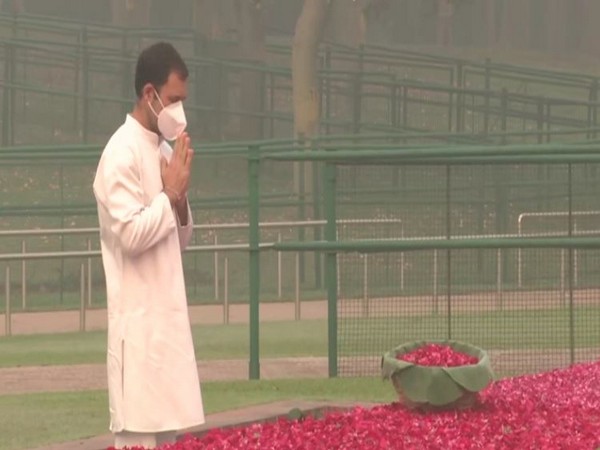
113, 361, 600, 450
397, 344, 479, 367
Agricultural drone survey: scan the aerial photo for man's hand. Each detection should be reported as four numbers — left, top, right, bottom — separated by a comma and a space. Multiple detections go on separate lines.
161, 132, 194, 207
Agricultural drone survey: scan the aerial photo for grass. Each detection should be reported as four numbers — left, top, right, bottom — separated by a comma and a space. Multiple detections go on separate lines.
1, 307, 599, 368
340, 306, 600, 356
0, 377, 396, 450
0, 320, 328, 368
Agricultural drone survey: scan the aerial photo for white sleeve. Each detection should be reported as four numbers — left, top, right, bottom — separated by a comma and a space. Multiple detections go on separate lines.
176, 200, 194, 251
97, 148, 176, 256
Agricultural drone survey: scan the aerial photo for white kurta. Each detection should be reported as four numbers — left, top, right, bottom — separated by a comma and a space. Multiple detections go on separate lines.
93, 114, 204, 433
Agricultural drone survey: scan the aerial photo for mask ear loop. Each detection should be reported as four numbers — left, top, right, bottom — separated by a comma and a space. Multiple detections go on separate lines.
147, 87, 165, 117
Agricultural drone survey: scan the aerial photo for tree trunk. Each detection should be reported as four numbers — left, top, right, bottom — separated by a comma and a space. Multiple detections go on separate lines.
292, 0, 329, 139
327, 0, 367, 48
9, 0, 23, 14
110, 0, 150, 27
235, 0, 266, 139
194, 0, 220, 38
579, 0, 600, 55
436, 0, 454, 47
191, 0, 235, 139
565, 0, 584, 53
484, 0, 496, 47
546, 0, 567, 55
581, 0, 600, 55
499, 0, 530, 51
292, 0, 330, 285
193, 0, 236, 40
326, 0, 372, 134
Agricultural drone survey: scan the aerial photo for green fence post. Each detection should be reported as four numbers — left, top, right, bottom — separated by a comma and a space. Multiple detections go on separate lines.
193, 31, 204, 132
216, 62, 223, 139
2, 42, 11, 147
81, 25, 89, 144
402, 85, 408, 131
500, 88, 508, 143
269, 72, 275, 138
536, 98, 545, 144
536, 98, 545, 211
352, 46, 364, 135
496, 90, 510, 281
248, 145, 261, 380
121, 31, 131, 118
390, 76, 398, 130
296, 137, 307, 285
445, 165, 452, 339
476, 59, 492, 279
312, 141, 322, 290
592, 79, 599, 140
74, 27, 82, 131
259, 68, 267, 140
455, 62, 464, 133
8, 16, 16, 145
483, 58, 491, 136
545, 102, 552, 144
352, 72, 362, 134
391, 77, 402, 188
324, 161, 338, 377
59, 164, 65, 304
448, 68, 455, 132
587, 79, 598, 140
324, 46, 331, 135
567, 163, 575, 365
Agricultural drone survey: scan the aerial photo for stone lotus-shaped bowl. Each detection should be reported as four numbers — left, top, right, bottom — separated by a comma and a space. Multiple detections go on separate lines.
381, 340, 495, 410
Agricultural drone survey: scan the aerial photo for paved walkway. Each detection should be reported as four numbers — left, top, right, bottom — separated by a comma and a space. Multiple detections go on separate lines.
30, 400, 375, 450
0, 302, 330, 397
0, 301, 329, 335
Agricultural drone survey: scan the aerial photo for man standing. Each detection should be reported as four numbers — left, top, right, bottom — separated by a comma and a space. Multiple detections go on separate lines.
93, 42, 204, 449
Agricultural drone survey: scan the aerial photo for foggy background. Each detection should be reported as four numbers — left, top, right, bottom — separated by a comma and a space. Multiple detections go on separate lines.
2, 1, 598, 57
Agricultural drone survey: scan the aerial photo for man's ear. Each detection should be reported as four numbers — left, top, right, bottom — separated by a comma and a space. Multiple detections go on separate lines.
142, 83, 155, 102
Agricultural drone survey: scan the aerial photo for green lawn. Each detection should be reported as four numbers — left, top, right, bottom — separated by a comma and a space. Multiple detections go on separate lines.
1, 307, 598, 368
339, 306, 600, 356
0, 320, 328, 368
0, 378, 395, 450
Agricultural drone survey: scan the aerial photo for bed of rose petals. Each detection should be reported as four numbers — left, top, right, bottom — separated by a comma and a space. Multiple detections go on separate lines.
397, 343, 479, 367
111, 361, 600, 450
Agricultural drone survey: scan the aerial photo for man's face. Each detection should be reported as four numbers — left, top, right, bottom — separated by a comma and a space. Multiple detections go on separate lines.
145, 71, 188, 135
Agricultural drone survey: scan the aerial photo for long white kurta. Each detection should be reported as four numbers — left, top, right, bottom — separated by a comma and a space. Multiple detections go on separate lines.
93, 114, 204, 433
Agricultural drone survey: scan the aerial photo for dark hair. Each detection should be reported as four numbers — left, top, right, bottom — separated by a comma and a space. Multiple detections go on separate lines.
134, 42, 189, 98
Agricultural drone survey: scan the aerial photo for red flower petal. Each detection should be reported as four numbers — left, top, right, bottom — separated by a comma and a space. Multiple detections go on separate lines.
116, 361, 600, 450
397, 343, 479, 367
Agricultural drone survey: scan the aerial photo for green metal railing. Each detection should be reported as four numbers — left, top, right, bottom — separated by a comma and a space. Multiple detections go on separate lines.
2, 13, 600, 146
3, 13, 600, 380
246, 142, 600, 379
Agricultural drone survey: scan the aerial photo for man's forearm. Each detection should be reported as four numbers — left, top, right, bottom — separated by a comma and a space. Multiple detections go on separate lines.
175, 196, 189, 225
162, 189, 189, 226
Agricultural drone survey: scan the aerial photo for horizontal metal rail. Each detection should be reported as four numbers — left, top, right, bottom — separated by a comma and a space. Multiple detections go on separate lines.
0, 219, 403, 238
266, 142, 600, 162
0, 243, 276, 262
272, 236, 600, 253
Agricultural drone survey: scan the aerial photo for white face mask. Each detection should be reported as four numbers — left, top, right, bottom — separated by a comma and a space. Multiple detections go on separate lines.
148, 88, 187, 141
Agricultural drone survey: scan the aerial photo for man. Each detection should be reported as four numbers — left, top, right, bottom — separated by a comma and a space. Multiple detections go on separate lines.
93, 42, 204, 449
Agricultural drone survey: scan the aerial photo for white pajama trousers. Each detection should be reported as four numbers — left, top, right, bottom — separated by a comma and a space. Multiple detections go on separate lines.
114, 430, 177, 449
